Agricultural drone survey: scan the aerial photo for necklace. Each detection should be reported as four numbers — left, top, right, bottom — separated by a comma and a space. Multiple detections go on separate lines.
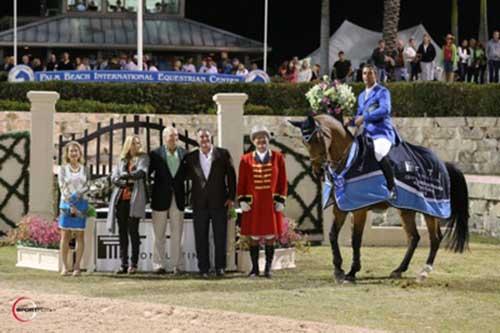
69, 164, 80, 173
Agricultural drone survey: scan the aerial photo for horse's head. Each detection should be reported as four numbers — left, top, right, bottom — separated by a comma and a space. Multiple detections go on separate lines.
289, 115, 330, 178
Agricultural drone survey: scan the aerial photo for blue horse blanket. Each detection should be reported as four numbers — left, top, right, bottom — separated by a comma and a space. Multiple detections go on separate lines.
323, 135, 451, 219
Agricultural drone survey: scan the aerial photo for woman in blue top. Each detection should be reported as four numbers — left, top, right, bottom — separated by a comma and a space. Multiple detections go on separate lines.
353, 64, 396, 199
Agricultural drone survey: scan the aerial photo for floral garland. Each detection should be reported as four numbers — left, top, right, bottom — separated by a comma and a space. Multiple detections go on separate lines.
305, 76, 356, 116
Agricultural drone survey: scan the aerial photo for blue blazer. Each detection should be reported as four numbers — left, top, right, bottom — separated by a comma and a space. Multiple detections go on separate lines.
356, 84, 396, 144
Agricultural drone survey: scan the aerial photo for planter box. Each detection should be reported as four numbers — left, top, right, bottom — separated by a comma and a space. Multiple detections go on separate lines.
16, 246, 73, 272
236, 248, 296, 273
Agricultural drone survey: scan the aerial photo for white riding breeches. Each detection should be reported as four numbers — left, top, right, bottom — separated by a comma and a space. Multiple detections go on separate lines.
373, 138, 392, 162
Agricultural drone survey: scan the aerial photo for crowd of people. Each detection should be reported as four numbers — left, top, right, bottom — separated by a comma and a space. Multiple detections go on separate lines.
57, 125, 287, 278
2, 51, 256, 77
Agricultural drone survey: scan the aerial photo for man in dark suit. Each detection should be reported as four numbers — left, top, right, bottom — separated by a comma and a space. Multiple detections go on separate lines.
183, 128, 236, 278
149, 126, 187, 274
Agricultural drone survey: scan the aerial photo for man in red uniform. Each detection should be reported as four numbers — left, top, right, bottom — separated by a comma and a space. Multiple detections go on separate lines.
237, 125, 288, 278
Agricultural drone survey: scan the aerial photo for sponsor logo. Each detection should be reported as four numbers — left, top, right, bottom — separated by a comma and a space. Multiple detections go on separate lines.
8, 65, 35, 82
11, 297, 53, 322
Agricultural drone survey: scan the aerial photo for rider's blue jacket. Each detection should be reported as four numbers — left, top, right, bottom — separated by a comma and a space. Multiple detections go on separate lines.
356, 84, 396, 144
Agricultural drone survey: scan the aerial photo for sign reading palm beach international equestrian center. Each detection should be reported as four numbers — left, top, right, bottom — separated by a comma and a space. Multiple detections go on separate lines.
8, 66, 270, 84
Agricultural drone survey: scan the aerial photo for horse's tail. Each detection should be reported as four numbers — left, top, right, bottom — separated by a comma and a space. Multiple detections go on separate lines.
444, 162, 470, 253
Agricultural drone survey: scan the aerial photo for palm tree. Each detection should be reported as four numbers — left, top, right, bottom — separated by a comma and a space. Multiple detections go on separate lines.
478, 0, 488, 44
451, 0, 459, 41
319, 0, 330, 76
382, 0, 401, 52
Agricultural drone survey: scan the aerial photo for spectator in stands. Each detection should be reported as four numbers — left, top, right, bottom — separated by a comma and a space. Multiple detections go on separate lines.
405, 38, 419, 81
46, 53, 58, 71
292, 56, 301, 71
443, 34, 458, 82
75, 57, 82, 70
417, 33, 436, 81
487, 30, 500, 83
58, 52, 75, 70
231, 58, 240, 74
391, 40, 407, 81
236, 63, 249, 76
311, 63, 320, 81
21, 55, 31, 68
107, 135, 149, 275
332, 51, 352, 82
474, 41, 487, 84
3, 56, 14, 72
297, 60, 313, 82
220, 59, 233, 74
458, 38, 470, 82
285, 61, 298, 83
107, 56, 121, 70
78, 57, 91, 71
217, 52, 229, 72
124, 56, 138, 70
32, 58, 43, 72
371, 40, 388, 82
206, 59, 219, 74
278, 61, 288, 79
250, 63, 258, 71
198, 58, 209, 73
173, 59, 182, 71
148, 60, 159, 71
182, 57, 196, 72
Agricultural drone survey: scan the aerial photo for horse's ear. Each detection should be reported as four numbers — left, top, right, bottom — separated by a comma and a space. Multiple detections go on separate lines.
305, 115, 317, 129
288, 120, 304, 129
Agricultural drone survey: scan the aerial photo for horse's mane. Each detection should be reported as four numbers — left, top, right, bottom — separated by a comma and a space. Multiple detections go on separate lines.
313, 114, 353, 140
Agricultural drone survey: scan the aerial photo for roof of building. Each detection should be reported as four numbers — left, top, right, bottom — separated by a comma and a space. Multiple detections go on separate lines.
0, 14, 266, 53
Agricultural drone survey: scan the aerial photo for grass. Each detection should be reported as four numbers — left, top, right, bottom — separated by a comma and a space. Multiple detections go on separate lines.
1, 239, 500, 332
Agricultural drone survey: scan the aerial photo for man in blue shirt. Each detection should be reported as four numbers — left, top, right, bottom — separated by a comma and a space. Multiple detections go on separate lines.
354, 64, 396, 199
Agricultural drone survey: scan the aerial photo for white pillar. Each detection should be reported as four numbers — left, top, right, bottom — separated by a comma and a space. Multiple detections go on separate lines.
137, 0, 143, 70
13, 0, 17, 66
263, 0, 268, 73
27, 91, 59, 220
213, 93, 248, 271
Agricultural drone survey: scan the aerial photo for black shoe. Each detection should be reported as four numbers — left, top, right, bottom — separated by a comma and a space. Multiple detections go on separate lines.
215, 269, 225, 277
115, 267, 127, 275
248, 269, 260, 278
154, 268, 167, 275
199, 272, 209, 279
264, 270, 272, 279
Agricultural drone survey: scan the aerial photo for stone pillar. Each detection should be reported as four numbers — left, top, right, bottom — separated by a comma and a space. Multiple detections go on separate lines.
27, 91, 60, 220
213, 93, 248, 271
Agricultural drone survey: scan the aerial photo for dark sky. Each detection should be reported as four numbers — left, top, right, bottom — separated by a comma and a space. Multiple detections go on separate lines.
2, 0, 499, 66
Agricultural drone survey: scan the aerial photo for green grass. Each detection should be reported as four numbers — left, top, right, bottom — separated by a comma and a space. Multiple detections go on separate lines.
1, 241, 500, 332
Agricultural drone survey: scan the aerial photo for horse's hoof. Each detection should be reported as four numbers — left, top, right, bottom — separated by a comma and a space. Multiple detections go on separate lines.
344, 274, 356, 284
334, 272, 345, 284
390, 270, 403, 279
416, 265, 433, 283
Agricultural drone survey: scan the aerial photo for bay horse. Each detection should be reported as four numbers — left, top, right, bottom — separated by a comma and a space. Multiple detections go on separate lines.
291, 114, 469, 283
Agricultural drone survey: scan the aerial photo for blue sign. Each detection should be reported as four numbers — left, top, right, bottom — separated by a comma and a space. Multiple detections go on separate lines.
9, 66, 268, 84
8, 65, 35, 83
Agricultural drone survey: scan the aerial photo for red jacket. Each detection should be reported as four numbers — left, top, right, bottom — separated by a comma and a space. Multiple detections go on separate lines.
237, 150, 287, 237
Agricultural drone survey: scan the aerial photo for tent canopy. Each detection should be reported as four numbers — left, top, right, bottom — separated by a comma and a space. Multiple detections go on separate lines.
307, 20, 442, 72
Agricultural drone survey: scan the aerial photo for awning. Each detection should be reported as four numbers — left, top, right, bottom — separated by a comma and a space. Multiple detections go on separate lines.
0, 14, 267, 53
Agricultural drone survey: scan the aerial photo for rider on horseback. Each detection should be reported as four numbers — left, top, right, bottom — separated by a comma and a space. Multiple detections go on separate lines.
352, 64, 396, 199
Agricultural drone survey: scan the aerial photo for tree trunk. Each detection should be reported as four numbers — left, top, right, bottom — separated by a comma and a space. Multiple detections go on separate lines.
319, 0, 330, 77
478, 0, 488, 44
382, 0, 401, 53
451, 0, 459, 41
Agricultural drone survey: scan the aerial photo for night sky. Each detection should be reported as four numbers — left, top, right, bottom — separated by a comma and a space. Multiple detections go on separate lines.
2, 0, 499, 67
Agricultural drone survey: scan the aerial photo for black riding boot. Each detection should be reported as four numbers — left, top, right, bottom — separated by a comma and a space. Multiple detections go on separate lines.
248, 246, 260, 277
264, 245, 275, 278
378, 156, 396, 198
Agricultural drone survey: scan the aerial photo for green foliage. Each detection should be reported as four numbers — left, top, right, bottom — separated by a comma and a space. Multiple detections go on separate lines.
0, 81, 499, 116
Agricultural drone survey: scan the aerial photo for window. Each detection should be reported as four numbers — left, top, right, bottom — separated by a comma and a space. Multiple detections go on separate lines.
145, 0, 180, 14
67, 0, 101, 12
108, 0, 137, 13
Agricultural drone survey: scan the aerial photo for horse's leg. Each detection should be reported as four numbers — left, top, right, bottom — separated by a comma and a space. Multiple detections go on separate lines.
345, 209, 368, 283
330, 205, 348, 284
417, 215, 443, 282
390, 210, 420, 278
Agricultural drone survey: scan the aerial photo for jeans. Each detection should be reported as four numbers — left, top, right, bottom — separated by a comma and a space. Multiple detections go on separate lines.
488, 60, 500, 83
116, 200, 141, 268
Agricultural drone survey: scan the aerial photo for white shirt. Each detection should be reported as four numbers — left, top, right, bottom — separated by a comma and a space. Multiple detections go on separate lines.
199, 147, 214, 179
149, 65, 159, 72
206, 66, 218, 74
236, 68, 249, 76
365, 83, 377, 99
256, 149, 271, 163
182, 64, 196, 73
404, 46, 416, 62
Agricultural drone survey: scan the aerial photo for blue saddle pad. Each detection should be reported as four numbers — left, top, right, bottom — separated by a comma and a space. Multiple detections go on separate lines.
323, 135, 451, 219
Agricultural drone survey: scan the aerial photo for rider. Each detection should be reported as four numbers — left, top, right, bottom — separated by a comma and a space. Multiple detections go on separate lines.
352, 64, 396, 199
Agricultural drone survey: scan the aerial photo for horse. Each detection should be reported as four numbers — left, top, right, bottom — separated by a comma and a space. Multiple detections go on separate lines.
290, 114, 469, 283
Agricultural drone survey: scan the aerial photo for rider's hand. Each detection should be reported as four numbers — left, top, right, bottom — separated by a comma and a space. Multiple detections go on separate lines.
354, 116, 364, 127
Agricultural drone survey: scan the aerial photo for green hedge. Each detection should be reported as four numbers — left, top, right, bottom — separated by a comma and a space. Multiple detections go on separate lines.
0, 81, 499, 116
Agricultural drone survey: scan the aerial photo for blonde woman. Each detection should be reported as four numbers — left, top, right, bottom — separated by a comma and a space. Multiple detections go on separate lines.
106, 135, 149, 274
58, 141, 90, 277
